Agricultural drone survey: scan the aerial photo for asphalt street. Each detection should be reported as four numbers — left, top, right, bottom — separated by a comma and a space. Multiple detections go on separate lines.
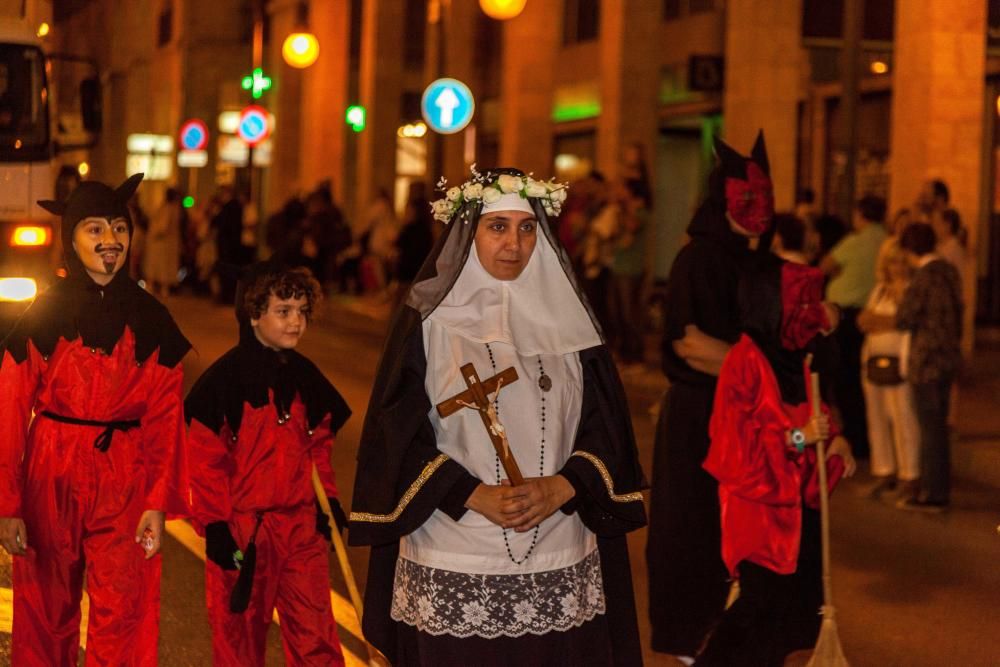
1, 293, 998, 666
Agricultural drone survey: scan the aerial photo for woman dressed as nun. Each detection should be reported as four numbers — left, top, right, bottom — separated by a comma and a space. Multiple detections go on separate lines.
349, 167, 647, 666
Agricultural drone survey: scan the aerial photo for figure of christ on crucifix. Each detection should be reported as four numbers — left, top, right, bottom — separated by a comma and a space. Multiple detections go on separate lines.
436, 363, 524, 486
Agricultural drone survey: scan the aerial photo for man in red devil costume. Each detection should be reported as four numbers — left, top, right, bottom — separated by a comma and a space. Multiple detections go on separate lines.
0, 174, 191, 666
647, 132, 777, 661
696, 258, 855, 667
184, 262, 350, 666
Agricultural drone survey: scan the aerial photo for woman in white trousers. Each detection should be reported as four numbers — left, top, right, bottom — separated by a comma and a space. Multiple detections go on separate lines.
859, 241, 921, 498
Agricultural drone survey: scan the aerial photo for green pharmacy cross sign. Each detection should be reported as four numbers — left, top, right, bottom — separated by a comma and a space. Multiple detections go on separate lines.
241, 68, 273, 99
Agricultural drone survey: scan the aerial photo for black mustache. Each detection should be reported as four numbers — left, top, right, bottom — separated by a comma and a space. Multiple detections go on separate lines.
95, 244, 125, 253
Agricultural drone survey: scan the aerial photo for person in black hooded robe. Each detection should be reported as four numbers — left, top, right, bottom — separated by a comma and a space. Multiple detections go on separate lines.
0, 174, 191, 665
646, 134, 777, 661
349, 168, 647, 667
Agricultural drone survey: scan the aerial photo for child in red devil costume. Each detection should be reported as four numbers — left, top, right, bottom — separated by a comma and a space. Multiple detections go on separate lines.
696, 258, 856, 667
0, 174, 191, 666
185, 262, 350, 666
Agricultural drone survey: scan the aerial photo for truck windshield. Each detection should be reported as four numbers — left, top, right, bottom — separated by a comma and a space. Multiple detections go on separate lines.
0, 44, 49, 161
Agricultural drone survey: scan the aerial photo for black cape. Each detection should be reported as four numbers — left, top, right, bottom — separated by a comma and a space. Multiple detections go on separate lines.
349, 188, 647, 666
648, 155, 775, 655
183, 323, 351, 438
0, 269, 190, 368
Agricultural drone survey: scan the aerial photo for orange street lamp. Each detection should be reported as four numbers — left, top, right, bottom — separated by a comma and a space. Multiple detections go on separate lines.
479, 0, 527, 20
282, 31, 319, 68
282, 2, 320, 69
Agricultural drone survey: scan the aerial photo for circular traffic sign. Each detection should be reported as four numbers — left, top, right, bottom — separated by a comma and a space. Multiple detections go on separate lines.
421, 78, 475, 135
237, 105, 270, 146
179, 119, 209, 151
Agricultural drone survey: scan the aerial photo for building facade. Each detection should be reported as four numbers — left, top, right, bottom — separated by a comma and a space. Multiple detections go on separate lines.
43, 0, 1000, 336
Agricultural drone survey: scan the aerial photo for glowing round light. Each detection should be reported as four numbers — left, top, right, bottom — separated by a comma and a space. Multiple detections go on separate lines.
183, 196, 195, 208
282, 32, 320, 69
479, 0, 527, 20
0, 278, 38, 302
870, 60, 889, 75
37, 22, 50, 38
77, 162, 90, 177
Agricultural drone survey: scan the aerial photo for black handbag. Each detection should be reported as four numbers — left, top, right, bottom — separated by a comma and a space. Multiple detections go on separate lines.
866, 355, 903, 385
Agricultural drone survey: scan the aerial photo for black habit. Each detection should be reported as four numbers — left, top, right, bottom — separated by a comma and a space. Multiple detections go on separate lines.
349, 180, 647, 667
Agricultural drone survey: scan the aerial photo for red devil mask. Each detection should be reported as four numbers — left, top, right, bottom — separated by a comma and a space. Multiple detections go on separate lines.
780, 262, 830, 350
714, 132, 774, 236
725, 162, 774, 235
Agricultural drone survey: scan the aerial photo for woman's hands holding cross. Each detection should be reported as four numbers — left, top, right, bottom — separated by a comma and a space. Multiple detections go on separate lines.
465, 475, 576, 532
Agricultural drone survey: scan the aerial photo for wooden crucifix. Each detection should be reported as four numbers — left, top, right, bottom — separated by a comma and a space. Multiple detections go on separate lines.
436, 363, 524, 485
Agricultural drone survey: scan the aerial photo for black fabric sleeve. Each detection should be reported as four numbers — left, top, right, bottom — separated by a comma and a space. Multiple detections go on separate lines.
349, 321, 487, 546
557, 347, 647, 537
438, 470, 482, 521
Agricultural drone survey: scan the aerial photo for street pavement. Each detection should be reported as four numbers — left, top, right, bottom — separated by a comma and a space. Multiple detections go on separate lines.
1, 292, 998, 666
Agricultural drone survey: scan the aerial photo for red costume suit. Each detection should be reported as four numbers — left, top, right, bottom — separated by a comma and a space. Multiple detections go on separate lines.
0, 177, 191, 666
185, 322, 351, 667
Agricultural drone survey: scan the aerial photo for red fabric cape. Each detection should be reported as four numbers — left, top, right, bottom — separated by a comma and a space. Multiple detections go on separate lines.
703, 335, 844, 577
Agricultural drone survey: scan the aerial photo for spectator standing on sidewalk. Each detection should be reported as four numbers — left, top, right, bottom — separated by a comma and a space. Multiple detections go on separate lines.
857, 241, 921, 500
609, 179, 650, 368
931, 207, 969, 293
771, 213, 809, 265
143, 187, 182, 299
861, 223, 962, 512
820, 195, 887, 459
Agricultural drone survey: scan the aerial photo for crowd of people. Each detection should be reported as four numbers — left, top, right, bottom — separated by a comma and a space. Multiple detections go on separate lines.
789, 178, 966, 511
121, 178, 437, 313
0, 135, 969, 666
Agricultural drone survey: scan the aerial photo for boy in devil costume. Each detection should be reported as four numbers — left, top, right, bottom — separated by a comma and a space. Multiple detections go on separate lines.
0, 173, 191, 666
696, 258, 855, 666
184, 262, 351, 666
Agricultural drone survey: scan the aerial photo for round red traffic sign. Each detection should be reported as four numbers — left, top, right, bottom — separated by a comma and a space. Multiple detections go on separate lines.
179, 119, 209, 151
237, 105, 270, 146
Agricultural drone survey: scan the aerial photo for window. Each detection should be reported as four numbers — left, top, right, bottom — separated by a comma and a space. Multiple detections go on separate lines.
563, 0, 600, 45
801, 0, 894, 41
665, 0, 718, 22
157, 1, 173, 46
403, 0, 426, 68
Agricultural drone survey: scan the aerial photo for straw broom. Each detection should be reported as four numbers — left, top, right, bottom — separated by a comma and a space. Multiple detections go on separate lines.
312, 465, 391, 667
805, 370, 849, 667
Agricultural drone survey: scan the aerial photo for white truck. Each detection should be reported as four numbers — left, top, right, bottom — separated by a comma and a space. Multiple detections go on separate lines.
0, 15, 99, 313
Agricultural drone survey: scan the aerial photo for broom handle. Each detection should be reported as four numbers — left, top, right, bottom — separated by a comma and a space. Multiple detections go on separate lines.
311, 465, 388, 667
809, 371, 835, 610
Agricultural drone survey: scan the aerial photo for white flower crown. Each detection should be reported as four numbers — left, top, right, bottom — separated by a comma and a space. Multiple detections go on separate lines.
430, 164, 569, 224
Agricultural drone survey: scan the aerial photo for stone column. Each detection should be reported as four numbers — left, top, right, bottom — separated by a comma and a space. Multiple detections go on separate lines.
498, 0, 560, 174
265, 0, 304, 216
890, 0, 986, 352
357, 0, 405, 213
298, 0, 351, 204
438, 0, 478, 183
596, 0, 661, 185
722, 0, 802, 210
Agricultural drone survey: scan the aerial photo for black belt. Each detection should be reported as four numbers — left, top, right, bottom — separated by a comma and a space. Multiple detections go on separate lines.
40, 411, 141, 452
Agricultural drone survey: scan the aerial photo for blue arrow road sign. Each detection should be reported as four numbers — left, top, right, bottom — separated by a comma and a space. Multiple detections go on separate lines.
421, 78, 475, 135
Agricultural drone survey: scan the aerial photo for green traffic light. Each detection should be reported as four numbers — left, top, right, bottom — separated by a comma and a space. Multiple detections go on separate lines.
182, 196, 195, 208
346, 105, 366, 132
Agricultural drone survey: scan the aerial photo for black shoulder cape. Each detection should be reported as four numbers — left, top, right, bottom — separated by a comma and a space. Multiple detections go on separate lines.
0, 269, 190, 368
184, 325, 351, 437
